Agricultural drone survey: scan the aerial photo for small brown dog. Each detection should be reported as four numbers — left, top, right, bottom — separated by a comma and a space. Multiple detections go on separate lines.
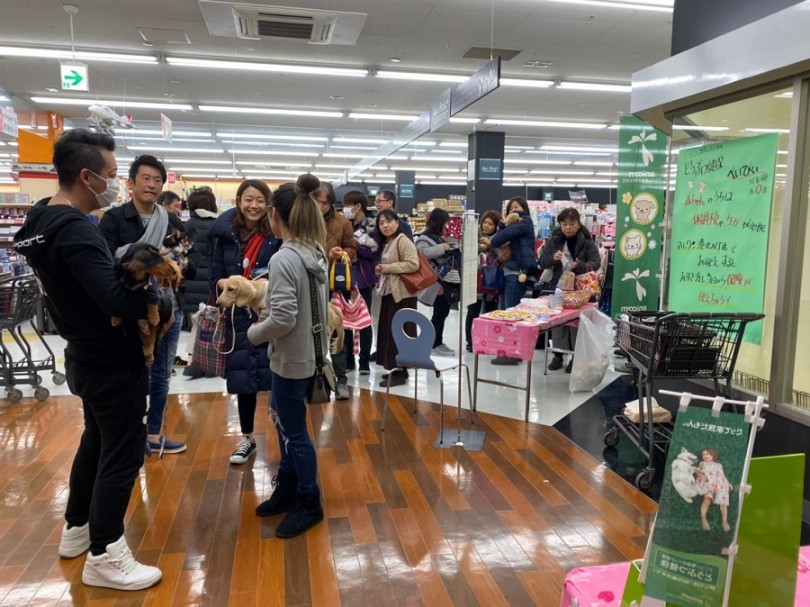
216, 275, 268, 315
112, 243, 183, 365
327, 303, 344, 354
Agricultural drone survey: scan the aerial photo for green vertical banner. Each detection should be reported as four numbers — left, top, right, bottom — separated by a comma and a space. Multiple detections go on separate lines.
613, 116, 668, 320
668, 134, 777, 344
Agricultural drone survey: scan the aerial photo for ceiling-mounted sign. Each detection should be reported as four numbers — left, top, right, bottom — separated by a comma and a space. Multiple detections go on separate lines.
161, 113, 173, 143
12, 163, 56, 174
450, 57, 501, 116
0, 107, 18, 138
430, 88, 451, 132
60, 62, 88, 91
167, 171, 176, 185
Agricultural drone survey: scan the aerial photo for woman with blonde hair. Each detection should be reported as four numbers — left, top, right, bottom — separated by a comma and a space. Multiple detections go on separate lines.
247, 174, 328, 538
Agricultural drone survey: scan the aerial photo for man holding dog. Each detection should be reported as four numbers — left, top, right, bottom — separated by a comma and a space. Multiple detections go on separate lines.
13, 129, 167, 590
100, 155, 199, 455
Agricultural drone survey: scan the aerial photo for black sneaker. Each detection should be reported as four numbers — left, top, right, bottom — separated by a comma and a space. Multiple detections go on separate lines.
547, 356, 564, 371
173, 356, 188, 367
379, 370, 409, 387
229, 436, 257, 464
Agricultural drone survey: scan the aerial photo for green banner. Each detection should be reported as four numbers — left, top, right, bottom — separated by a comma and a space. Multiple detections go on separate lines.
613, 116, 668, 320
643, 406, 750, 606
668, 134, 777, 344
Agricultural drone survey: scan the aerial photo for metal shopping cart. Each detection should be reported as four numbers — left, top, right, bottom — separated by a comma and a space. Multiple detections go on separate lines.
0, 274, 66, 402
604, 311, 764, 490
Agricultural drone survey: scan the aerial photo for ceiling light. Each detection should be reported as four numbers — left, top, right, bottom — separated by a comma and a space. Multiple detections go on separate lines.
0, 95, 9, 102
0, 45, 158, 64
505, 146, 535, 150
216, 133, 328, 142
573, 161, 615, 166
671, 124, 729, 132
530, 169, 596, 175
235, 162, 312, 169
431, 149, 464, 154
448, 117, 481, 124
166, 57, 367, 77
126, 146, 224, 153
120, 129, 212, 137
540, 144, 618, 153
349, 112, 418, 121
332, 137, 388, 144
500, 78, 554, 88
30, 96, 193, 110
388, 166, 460, 172
314, 163, 354, 169
330, 145, 379, 151
485, 118, 607, 129
558, 81, 632, 93
200, 105, 342, 118
545, 0, 673, 13
227, 150, 318, 157
180, 173, 242, 179
164, 159, 232, 164
439, 142, 467, 148
504, 158, 573, 165
322, 152, 368, 158
224, 141, 324, 149
376, 70, 467, 83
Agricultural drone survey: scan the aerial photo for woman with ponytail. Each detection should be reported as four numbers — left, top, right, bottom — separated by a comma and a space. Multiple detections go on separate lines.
247, 174, 327, 538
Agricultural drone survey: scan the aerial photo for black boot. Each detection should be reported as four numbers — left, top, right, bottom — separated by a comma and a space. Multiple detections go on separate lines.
275, 488, 324, 538
255, 469, 298, 517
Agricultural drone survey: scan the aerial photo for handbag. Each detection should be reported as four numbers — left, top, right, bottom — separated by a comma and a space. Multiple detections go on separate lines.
397, 238, 438, 294
575, 270, 601, 295
330, 288, 372, 331
306, 272, 336, 405
479, 253, 504, 293
191, 304, 226, 378
328, 251, 353, 292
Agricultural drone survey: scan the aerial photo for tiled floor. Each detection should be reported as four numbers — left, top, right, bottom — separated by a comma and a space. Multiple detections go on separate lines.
4, 303, 623, 427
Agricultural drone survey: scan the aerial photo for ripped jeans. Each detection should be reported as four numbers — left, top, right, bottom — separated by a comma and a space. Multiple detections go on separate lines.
270, 371, 319, 494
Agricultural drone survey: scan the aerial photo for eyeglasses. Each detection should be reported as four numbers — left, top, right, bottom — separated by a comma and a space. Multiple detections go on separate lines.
374, 198, 390, 205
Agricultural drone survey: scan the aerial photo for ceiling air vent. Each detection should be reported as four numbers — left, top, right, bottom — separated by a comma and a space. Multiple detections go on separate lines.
200, 2, 366, 45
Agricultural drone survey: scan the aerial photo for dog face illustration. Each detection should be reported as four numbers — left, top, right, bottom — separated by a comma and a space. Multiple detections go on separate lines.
633, 199, 656, 223
623, 233, 644, 259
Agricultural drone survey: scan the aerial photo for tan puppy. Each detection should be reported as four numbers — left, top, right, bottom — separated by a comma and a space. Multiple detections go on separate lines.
328, 303, 344, 354
216, 275, 268, 315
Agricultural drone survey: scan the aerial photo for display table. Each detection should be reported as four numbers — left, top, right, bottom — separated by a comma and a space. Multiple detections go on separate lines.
471, 304, 592, 421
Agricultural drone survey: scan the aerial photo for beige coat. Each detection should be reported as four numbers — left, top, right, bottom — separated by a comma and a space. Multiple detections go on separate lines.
382, 233, 419, 302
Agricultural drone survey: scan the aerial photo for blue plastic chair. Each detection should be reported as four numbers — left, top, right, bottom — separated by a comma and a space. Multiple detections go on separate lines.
381, 308, 473, 442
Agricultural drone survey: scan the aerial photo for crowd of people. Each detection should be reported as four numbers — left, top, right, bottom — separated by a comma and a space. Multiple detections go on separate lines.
13, 128, 608, 592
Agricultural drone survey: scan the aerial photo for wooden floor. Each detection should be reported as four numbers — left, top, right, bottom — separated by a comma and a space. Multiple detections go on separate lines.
0, 388, 656, 606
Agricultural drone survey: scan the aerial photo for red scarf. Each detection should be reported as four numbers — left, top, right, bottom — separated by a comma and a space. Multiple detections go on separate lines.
242, 233, 265, 279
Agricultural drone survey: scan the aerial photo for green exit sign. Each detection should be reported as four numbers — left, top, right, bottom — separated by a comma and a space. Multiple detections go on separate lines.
61, 62, 88, 91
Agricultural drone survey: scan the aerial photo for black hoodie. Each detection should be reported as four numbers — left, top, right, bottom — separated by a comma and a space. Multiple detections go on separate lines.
13, 198, 151, 368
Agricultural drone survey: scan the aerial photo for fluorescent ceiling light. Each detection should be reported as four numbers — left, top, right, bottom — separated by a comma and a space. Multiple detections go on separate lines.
573, 161, 615, 166
330, 145, 379, 151
504, 158, 574, 165
439, 142, 467, 148
314, 164, 354, 169
744, 127, 790, 134
404, 141, 436, 147
396, 156, 464, 163
349, 112, 418, 121
235, 161, 312, 168
119, 129, 212, 137
485, 118, 607, 129
431, 149, 464, 154
332, 137, 388, 144
227, 150, 318, 157
540, 144, 618, 153
166, 56, 367, 77
117, 136, 217, 144
126, 146, 224, 153
388, 166, 460, 172
376, 70, 466, 83
545, 0, 673, 13
558, 81, 632, 93
505, 146, 535, 151
216, 133, 328, 142
321, 153, 367, 159
179, 174, 242, 179
224, 141, 323, 149
0, 45, 157, 64
672, 124, 729, 132
448, 117, 481, 124
164, 159, 231, 165
200, 105, 342, 118
530, 169, 597, 175
500, 78, 554, 88
30, 96, 193, 111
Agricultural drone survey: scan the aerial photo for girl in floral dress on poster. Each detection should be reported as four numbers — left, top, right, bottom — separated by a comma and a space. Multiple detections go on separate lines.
697, 447, 733, 532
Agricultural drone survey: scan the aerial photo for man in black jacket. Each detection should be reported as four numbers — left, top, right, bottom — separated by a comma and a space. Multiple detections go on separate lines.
99, 155, 199, 455
13, 129, 164, 590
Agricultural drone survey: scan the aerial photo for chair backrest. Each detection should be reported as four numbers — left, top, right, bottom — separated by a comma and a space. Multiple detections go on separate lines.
391, 308, 436, 371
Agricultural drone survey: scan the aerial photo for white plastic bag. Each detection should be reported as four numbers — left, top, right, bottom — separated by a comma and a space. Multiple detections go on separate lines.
569, 306, 615, 392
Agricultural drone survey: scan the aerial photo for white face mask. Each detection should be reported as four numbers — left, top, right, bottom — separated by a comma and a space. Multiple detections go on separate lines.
88, 171, 120, 208
343, 207, 355, 220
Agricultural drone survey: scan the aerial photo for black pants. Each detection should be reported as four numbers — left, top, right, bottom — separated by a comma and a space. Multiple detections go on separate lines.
465, 296, 499, 346
65, 357, 149, 555
238, 393, 257, 434
431, 288, 451, 348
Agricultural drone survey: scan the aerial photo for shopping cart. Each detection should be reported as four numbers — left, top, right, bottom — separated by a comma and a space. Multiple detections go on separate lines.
604, 311, 764, 490
0, 274, 66, 402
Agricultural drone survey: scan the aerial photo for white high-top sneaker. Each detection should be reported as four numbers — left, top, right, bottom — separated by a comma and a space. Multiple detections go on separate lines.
58, 522, 90, 558
82, 535, 162, 591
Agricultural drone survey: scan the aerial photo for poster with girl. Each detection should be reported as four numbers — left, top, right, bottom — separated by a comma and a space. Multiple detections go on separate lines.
642, 405, 750, 607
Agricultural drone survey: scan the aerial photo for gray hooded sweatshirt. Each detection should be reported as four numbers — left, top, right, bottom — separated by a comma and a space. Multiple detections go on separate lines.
247, 240, 329, 380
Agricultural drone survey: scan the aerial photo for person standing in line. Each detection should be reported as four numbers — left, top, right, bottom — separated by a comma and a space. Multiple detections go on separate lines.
182, 187, 220, 373
466, 210, 502, 352
315, 182, 356, 401
374, 208, 420, 387
99, 156, 199, 454
374, 189, 413, 240
248, 174, 327, 538
340, 190, 377, 375
537, 207, 600, 372
14, 129, 164, 590
415, 207, 457, 357
482, 196, 537, 365
210, 179, 280, 464
158, 191, 182, 217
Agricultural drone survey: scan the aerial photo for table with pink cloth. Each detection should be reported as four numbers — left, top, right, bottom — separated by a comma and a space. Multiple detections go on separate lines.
471, 305, 591, 421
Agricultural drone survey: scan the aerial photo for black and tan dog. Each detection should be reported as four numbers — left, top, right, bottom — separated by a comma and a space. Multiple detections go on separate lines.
112, 243, 183, 365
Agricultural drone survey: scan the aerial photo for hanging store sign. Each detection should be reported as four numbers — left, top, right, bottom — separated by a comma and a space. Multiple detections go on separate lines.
60, 62, 88, 91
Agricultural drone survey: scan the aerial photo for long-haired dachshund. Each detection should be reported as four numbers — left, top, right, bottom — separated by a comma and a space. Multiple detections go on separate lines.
112, 243, 183, 365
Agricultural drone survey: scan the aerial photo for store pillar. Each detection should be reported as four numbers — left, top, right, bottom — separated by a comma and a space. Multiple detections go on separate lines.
465, 131, 504, 213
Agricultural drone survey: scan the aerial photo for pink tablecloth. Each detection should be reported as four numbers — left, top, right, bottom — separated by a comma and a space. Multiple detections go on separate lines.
471, 305, 589, 361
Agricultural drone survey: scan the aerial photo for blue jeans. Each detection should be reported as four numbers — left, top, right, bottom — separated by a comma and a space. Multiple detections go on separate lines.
501, 274, 527, 309
147, 309, 183, 435
271, 371, 318, 494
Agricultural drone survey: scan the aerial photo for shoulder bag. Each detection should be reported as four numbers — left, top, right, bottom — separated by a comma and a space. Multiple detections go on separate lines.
397, 237, 438, 294
306, 272, 336, 405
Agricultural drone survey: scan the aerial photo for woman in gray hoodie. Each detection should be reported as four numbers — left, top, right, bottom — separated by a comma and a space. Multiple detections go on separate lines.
247, 174, 328, 539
